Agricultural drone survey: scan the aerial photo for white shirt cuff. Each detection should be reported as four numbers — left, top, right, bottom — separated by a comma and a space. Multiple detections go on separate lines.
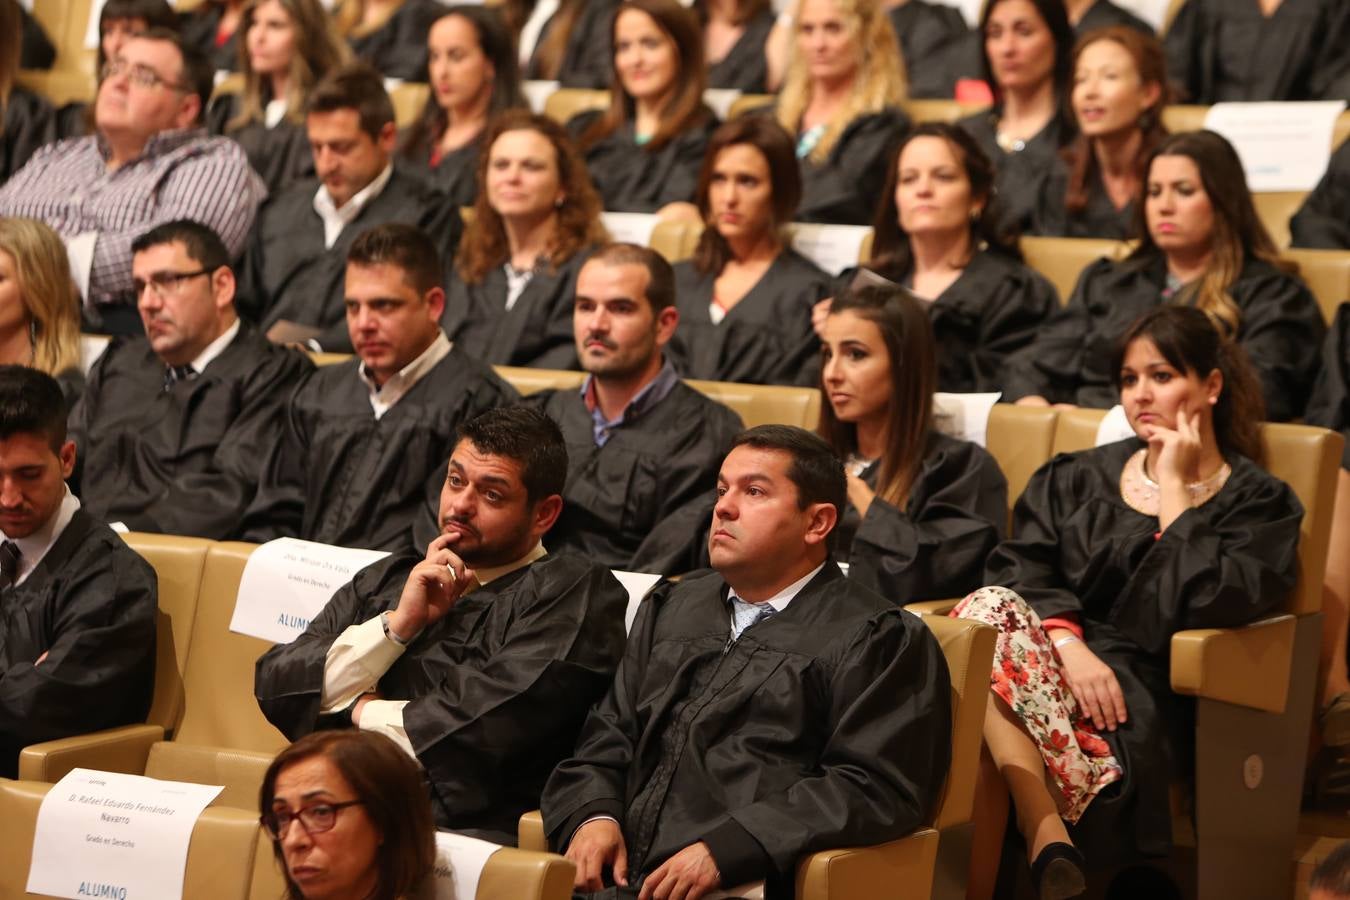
357, 698, 416, 759
320, 615, 406, 713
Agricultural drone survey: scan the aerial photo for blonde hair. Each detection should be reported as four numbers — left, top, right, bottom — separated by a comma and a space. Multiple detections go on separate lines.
231, 0, 350, 130
0, 218, 81, 377
776, 0, 906, 164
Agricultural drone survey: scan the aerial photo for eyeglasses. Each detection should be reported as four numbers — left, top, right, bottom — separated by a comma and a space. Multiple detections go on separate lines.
261, 801, 365, 840
133, 269, 211, 298
100, 59, 189, 92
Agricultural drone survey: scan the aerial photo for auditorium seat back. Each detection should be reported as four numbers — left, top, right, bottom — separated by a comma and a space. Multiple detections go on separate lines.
145, 742, 275, 812
686, 379, 822, 429
543, 88, 609, 125
727, 94, 774, 119
495, 365, 586, 396
1255, 192, 1307, 249
30, 0, 96, 79
649, 219, 703, 263
1283, 249, 1350, 325
390, 82, 430, 129
901, 99, 990, 124
984, 404, 1059, 522
1019, 236, 1130, 301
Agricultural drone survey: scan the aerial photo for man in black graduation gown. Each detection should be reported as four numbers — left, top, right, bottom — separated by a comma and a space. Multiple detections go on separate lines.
240, 62, 461, 352
0, 367, 157, 778
525, 243, 743, 576
69, 219, 312, 539
542, 425, 952, 900
241, 223, 516, 552
255, 406, 628, 841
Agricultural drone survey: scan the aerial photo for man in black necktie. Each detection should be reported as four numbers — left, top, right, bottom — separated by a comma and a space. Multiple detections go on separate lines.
0, 366, 157, 776
68, 219, 312, 538
542, 425, 954, 900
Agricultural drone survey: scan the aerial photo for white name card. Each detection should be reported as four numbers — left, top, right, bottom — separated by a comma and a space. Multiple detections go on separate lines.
229, 538, 391, 644
417, 832, 503, 900
788, 224, 871, 277
27, 769, 223, 900
601, 212, 661, 249
80, 334, 111, 375
933, 392, 1002, 448
703, 88, 744, 121
1094, 404, 1135, 446
613, 570, 662, 634
523, 80, 561, 115
1203, 101, 1346, 192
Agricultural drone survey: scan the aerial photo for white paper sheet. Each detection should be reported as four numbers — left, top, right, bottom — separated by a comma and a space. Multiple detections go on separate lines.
80, 334, 111, 375
613, 570, 662, 634
1203, 101, 1347, 192
84, 0, 110, 50
933, 392, 1002, 448
601, 212, 661, 249
522, 80, 561, 114
229, 538, 391, 644
788, 223, 871, 276
418, 831, 503, 900
703, 88, 744, 121
27, 769, 223, 900
66, 231, 99, 306
1094, 404, 1135, 447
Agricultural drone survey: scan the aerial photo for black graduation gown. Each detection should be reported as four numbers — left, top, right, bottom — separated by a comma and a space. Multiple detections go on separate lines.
541, 565, 953, 898
0, 510, 157, 778
1, 87, 56, 184
1028, 160, 1137, 240
241, 348, 516, 552
888, 1, 979, 100
20, 6, 56, 70
398, 133, 484, 210
985, 439, 1302, 861
1074, 0, 1153, 35
796, 107, 912, 226
241, 169, 461, 352
522, 382, 743, 575
526, 0, 621, 89
178, 5, 241, 72
442, 247, 594, 369
707, 9, 775, 94
67, 321, 313, 539
1305, 303, 1350, 470
206, 93, 314, 197
1290, 140, 1350, 250
668, 250, 830, 386
345, 0, 445, 82
1000, 252, 1327, 422
958, 111, 1069, 237
255, 551, 628, 839
569, 110, 718, 213
838, 430, 1007, 604
860, 248, 1059, 393
1164, 0, 1350, 103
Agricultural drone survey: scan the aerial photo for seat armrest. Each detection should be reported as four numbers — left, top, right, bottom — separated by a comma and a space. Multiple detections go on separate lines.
794, 830, 939, 900
905, 599, 959, 617
18, 723, 164, 782
1170, 615, 1296, 714
519, 809, 547, 852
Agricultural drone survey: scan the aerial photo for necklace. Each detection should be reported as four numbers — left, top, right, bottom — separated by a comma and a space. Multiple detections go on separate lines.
994, 129, 1027, 153
1119, 448, 1231, 516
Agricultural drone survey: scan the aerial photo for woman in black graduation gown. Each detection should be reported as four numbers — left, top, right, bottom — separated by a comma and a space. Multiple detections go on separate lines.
1291, 140, 1350, 250
396, 7, 525, 210
848, 122, 1058, 393
1164, 0, 1350, 103
524, 0, 621, 89
333, 0, 446, 82
956, 305, 1303, 886
179, 0, 245, 72
775, 0, 910, 225
1029, 26, 1168, 240
1006, 130, 1326, 423
0, 218, 86, 408
0, 0, 54, 184
207, 0, 348, 196
696, 0, 776, 94
819, 283, 1007, 604
958, 0, 1076, 236
570, 0, 717, 216
670, 116, 830, 386
444, 111, 607, 369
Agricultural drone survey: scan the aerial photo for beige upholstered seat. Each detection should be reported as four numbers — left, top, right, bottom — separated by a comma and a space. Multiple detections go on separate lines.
1283, 249, 1350, 325
1019, 236, 1130, 301
543, 88, 609, 125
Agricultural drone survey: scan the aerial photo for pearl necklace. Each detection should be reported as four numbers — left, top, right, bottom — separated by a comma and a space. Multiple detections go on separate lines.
1119, 448, 1231, 517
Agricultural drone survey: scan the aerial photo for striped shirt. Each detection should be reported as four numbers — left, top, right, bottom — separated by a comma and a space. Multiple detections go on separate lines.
0, 128, 267, 307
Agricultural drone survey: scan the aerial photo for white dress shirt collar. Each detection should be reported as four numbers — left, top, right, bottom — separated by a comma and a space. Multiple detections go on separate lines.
3, 486, 82, 586
727, 561, 826, 613
473, 542, 547, 587
357, 330, 451, 419
187, 317, 241, 374
313, 162, 394, 249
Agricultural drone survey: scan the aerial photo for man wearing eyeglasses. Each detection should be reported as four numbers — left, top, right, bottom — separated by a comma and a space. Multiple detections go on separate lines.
67, 219, 311, 539
0, 28, 265, 334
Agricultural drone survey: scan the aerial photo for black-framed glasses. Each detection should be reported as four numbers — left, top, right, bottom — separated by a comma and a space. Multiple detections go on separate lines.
261, 800, 365, 840
133, 269, 211, 298
100, 59, 189, 92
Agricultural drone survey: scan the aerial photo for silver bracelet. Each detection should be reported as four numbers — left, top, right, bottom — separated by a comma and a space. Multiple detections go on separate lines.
1052, 634, 1081, 649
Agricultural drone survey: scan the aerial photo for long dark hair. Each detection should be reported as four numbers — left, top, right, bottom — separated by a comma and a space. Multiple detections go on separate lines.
1111, 305, 1266, 464
867, 122, 1019, 277
819, 284, 937, 508
978, 0, 1074, 136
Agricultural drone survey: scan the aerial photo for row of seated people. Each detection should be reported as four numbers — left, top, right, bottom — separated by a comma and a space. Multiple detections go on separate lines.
0, 284, 1332, 897
7, 0, 1350, 249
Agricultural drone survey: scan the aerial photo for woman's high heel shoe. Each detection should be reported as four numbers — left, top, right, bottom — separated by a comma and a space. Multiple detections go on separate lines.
1030, 841, 1087, 900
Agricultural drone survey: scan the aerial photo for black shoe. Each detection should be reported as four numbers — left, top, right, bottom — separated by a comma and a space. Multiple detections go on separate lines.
1031, 841, 1087, 900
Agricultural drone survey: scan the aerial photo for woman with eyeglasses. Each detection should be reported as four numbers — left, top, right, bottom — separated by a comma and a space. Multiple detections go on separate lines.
0, 218, 84, 409
260, 730, 436, 900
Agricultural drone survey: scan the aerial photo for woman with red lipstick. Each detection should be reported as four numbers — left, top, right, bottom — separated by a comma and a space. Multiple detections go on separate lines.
957, 0, 1076, 236
207, 0, 349, 195
1005, 130, 1325, 423
957, 305, 1301, 895
1029, 26, 1169, 240
819, 283, 1007, 604
571, 0, 717, 217
261, 730, 436, 899
397, 7, 525, 209
668, 116, 831, 385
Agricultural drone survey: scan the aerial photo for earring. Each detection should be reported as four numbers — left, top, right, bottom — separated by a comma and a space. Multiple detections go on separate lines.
555, 197, 565, 209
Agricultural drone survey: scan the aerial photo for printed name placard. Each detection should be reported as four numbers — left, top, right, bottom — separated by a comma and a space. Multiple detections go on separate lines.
933, 392, 1002, 448
1203, 101, 1346, 192
600, 212, 661, 249
613, 570, 663, 635
417, 831, 503, 900
788, 224, 872, 277
27, 769, 223, 900
229, 538, 391, 644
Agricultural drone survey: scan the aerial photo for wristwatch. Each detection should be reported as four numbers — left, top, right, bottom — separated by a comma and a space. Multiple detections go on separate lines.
380, 610, 414, 646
